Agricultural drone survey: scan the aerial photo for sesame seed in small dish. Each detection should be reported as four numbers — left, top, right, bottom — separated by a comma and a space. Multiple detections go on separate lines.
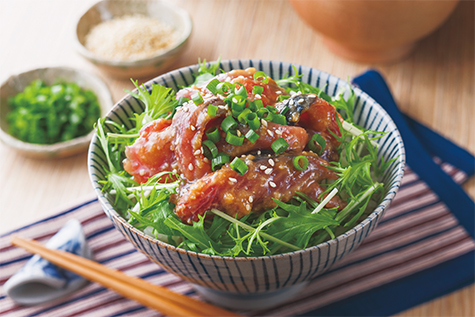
74, 0, 192, 79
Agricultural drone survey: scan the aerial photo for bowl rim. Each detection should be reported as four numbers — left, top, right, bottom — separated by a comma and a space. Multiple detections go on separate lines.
88, 59, 406, 261
0, 66, 113, 157
73, 0, 193, 67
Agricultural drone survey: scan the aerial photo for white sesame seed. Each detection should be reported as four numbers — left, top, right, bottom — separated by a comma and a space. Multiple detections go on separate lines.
308, 94, 316, 98
289, 99, 295, 106
268, 159, 275, 166
265, 168, 273, 175
188, 163, 193, 171
298, 98, 305, 104
276, 91, 282, 95
249, 196, 254, 203
194, 149, 201, 155
236, 130, 241, 137
190, 125, 196, 131
275, 129, 282, 135
257, 150, 262, 155
267, 130, 274, 137
261, 119, 268, 127
229, 177, 237, 183
260, 165, 267, 170
139, 170, 145, 176
269, 181, 277, 188
254, 94, 262, 99
203, 157, 209, 163
172, 168, 177, 173
232, 97, 238, 103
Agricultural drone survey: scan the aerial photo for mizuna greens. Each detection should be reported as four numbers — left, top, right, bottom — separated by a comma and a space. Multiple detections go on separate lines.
96, 60, 392, 257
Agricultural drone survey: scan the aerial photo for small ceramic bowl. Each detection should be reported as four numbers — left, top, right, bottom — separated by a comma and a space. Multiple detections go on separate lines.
88, 60, 405, 310
74, 0, 192, 79
0, 67, 113, 159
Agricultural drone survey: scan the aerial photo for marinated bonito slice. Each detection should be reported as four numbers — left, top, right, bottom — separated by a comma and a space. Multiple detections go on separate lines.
123, 118, 175, 184
174, 152, 344, 223
275, 94, 343, 161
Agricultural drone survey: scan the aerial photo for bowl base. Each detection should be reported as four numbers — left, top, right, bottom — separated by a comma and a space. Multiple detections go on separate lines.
193, 282, 308, 311
323, 38, 416, 64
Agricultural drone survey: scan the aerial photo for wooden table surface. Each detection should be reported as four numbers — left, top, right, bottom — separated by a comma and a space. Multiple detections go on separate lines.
1, 0, 473, 315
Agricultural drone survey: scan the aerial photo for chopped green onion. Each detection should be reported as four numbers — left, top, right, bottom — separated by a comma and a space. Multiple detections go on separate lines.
212, 153, 230, 171
253, 99, 263, 109
207, 104, 218, 117
252, 85, 264, 94
272, 114, 287, 125
206, 126, 221, 143
253, 71, 269, 83
226, 131, 244, 146
231, 95, 246, 112
267, 105, 277, 113
192, 92, 203, 105
234, 83, 247, 98
257, 108, 274, 121
216, 82, 234, 95
247, 100, 257, 111
308, 133, 326, 155
245, 129, 259, 143
221, 116, 237, 132
277, 95, 290, 102
206, 78, 220, 95
280, 106, 290, 115
246, 113, 261, 130
177, 96, 190, 106
202, 140, 218, 159
237, 108, 252, 124
293, 156, 309, 171
230, 157, 248, 175
271, 138, 289, 154
232, 109, 243, 118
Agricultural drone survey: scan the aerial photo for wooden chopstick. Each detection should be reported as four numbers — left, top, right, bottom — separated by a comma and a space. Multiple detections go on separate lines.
11, 236, 240, 317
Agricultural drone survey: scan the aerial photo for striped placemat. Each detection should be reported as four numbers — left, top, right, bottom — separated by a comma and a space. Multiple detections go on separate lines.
1, 162, 474, 317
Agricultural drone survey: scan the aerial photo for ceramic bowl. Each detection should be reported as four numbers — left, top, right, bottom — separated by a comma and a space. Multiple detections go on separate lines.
288, 0, 459, 63
88, 59, 405, 310
74, 0, 192, 79
0, 67, 113, 159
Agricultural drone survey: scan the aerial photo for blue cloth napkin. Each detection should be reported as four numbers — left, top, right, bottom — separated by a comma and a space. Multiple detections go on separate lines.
302, 70, 475, 317
353, 70, 475, 238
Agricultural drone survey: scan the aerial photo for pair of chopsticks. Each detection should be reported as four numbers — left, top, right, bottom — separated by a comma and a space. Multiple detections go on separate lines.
11, 236, 240, 317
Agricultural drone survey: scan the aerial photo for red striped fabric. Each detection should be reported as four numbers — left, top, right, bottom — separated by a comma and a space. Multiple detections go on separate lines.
0, 165, 473, 317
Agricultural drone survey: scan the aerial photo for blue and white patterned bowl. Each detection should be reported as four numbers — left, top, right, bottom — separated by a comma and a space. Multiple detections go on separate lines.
88, 60, 405, 309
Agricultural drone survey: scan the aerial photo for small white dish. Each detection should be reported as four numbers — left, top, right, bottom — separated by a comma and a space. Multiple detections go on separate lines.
4, 219, 93, 306
0, 66, 113, 159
